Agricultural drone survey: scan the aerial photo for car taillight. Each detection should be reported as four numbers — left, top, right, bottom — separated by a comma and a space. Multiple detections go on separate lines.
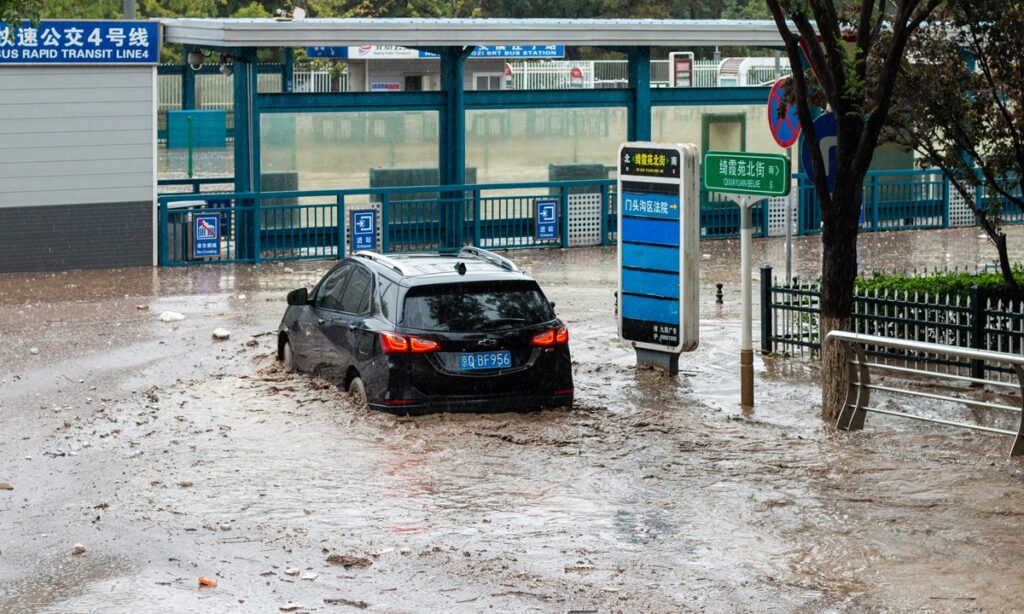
381, 332, 439, 354
531, 324, 569, 347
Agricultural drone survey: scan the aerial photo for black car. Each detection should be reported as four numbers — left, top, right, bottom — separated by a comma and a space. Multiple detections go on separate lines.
277, 246, 573, 414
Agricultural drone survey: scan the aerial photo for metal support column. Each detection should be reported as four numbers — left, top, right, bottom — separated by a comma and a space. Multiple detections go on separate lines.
627, 47, 651, 142
233, 50, 258, 260
182, 49, 196, 110
283, 48, 294, 93
439, 46, 473, 249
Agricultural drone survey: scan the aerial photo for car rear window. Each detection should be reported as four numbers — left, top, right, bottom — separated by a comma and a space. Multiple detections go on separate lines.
401, 280, 554, 332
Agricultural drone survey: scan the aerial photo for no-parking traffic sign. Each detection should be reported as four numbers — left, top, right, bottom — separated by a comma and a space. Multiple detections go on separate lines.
767, 78, 801, 148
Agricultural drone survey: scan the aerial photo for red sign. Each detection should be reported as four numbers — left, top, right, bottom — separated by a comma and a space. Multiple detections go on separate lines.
767, 77, 801, 148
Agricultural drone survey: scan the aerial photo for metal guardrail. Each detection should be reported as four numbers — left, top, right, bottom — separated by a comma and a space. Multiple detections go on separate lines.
826, 331, 1024, 457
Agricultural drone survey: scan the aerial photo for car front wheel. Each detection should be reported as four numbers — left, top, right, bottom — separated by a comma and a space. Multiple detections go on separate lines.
280, 338, 296, 372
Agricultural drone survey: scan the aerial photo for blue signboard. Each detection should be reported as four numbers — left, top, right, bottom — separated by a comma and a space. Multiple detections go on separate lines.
0, 21, 160, 64
535, 199, 559, 241
800, 112, 838, 192
307, 45, 565, 59
193, 214, 220, 259
352, 210, 377, 251
616, 142, 702, 355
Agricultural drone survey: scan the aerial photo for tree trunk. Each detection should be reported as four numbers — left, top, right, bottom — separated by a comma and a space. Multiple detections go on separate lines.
994, 232, 1022, 300
818, 183, 862, 422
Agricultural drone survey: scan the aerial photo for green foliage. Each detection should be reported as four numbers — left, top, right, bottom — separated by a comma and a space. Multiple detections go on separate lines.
1, 0, 42, 24
856, 267, 1024, 299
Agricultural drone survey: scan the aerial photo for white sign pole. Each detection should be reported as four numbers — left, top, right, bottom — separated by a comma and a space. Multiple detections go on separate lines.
727, 194, 758, 407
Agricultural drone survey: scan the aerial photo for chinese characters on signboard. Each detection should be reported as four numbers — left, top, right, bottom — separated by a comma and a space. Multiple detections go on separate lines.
0, 21, 159, 64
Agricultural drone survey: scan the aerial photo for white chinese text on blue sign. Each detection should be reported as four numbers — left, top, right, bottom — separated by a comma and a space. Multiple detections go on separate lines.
0, 21, 159, 64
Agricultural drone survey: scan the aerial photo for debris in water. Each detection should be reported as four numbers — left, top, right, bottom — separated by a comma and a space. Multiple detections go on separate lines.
71, 544, 86, 555
159, 311, 186, 322
279, 603, 303, 612
326, 553, 372, 569
178, 480, 193, 488
284, 567, 300, 576
136, 304, 149, 311
302, 573, 318, 581
198, 576, 218, 588
212, 328, 231, 340
324, 598, 369, 608
0, 483, 12, 491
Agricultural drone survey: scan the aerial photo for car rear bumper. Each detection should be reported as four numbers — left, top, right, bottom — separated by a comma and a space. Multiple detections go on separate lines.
369, 391, 573, 415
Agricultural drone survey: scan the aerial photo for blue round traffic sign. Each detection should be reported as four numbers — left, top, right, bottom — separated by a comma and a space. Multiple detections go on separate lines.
767, 78, 801, 148
800, 112, 838, 193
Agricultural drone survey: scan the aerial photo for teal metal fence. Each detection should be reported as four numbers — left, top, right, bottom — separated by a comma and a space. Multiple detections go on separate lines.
156, 168, 1022, 266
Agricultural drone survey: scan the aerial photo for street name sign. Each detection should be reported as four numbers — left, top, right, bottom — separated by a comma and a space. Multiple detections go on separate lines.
703, 151, 790, 197
617, 142, 700, 373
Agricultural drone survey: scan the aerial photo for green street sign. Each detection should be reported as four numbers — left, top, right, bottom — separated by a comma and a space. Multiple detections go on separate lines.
703, 151, 791, 197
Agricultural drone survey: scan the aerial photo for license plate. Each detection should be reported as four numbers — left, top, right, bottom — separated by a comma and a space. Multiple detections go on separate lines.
459, 350, 512, 371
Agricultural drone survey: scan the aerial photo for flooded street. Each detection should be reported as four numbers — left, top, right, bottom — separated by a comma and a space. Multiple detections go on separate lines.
3, 227, 1024, 613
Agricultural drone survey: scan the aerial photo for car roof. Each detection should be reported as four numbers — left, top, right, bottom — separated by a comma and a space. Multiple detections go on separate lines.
352, 251, 534, 287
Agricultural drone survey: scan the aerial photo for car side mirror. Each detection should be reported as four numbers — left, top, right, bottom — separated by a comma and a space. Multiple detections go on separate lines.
549, 300, 556, 311
287, 287, 308, 306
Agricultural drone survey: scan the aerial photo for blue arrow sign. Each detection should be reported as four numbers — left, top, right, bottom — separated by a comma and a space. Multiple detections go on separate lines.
800, 112, 838, 193
535, 199, 558, 241
351, 210, 377, 251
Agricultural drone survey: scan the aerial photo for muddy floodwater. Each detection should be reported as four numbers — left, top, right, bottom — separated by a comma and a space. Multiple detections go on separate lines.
2, 227, 1024, 613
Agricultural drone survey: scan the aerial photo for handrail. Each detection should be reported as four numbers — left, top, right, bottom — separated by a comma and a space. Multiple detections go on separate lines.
825, 331, 1024, 457
157, 178, 617, 204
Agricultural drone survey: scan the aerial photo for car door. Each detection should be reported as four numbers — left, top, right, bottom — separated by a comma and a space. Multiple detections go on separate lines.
318, 264, 374, 377
307, 263, 353, 379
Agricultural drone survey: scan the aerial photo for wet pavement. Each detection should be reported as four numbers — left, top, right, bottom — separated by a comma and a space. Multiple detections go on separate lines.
2, 226, 1024, 613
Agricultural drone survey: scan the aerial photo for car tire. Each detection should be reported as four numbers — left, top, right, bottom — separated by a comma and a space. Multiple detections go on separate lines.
280, 338, 296, 373
348, 376, 368, 411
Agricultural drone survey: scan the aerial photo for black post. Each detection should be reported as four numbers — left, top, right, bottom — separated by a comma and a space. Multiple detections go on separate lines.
760, 264, 773, 355
970, 284, 985, 379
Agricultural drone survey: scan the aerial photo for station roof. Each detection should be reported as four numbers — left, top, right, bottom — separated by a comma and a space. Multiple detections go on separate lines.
160, 18, 798, 49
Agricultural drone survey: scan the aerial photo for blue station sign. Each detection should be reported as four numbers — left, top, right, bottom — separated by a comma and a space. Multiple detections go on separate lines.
307, 45, 565, 60
0, 21, 160, 64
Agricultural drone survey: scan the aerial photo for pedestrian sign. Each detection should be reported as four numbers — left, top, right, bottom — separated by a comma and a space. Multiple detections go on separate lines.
351, 210, 377, 251
703, 151, 790, 197
617, 142, 700, 365
193, 214, 220, 259
534, 199, 559, 241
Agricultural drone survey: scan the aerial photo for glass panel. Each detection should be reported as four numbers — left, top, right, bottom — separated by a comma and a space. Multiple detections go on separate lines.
260, 111, 440, 200
465, 107, 626, 185
652, 104, 777, 157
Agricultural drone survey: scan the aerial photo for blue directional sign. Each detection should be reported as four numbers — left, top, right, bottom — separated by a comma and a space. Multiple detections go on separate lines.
193, 214, 220, 258
800, 112, 838, 192
0, 21, 160, 64
617, 143, 699, 354
535, 199, 559, 241
352, 210, 377, 251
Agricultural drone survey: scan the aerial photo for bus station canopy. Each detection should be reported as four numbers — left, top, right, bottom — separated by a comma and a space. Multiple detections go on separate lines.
160, 18, 796, 49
